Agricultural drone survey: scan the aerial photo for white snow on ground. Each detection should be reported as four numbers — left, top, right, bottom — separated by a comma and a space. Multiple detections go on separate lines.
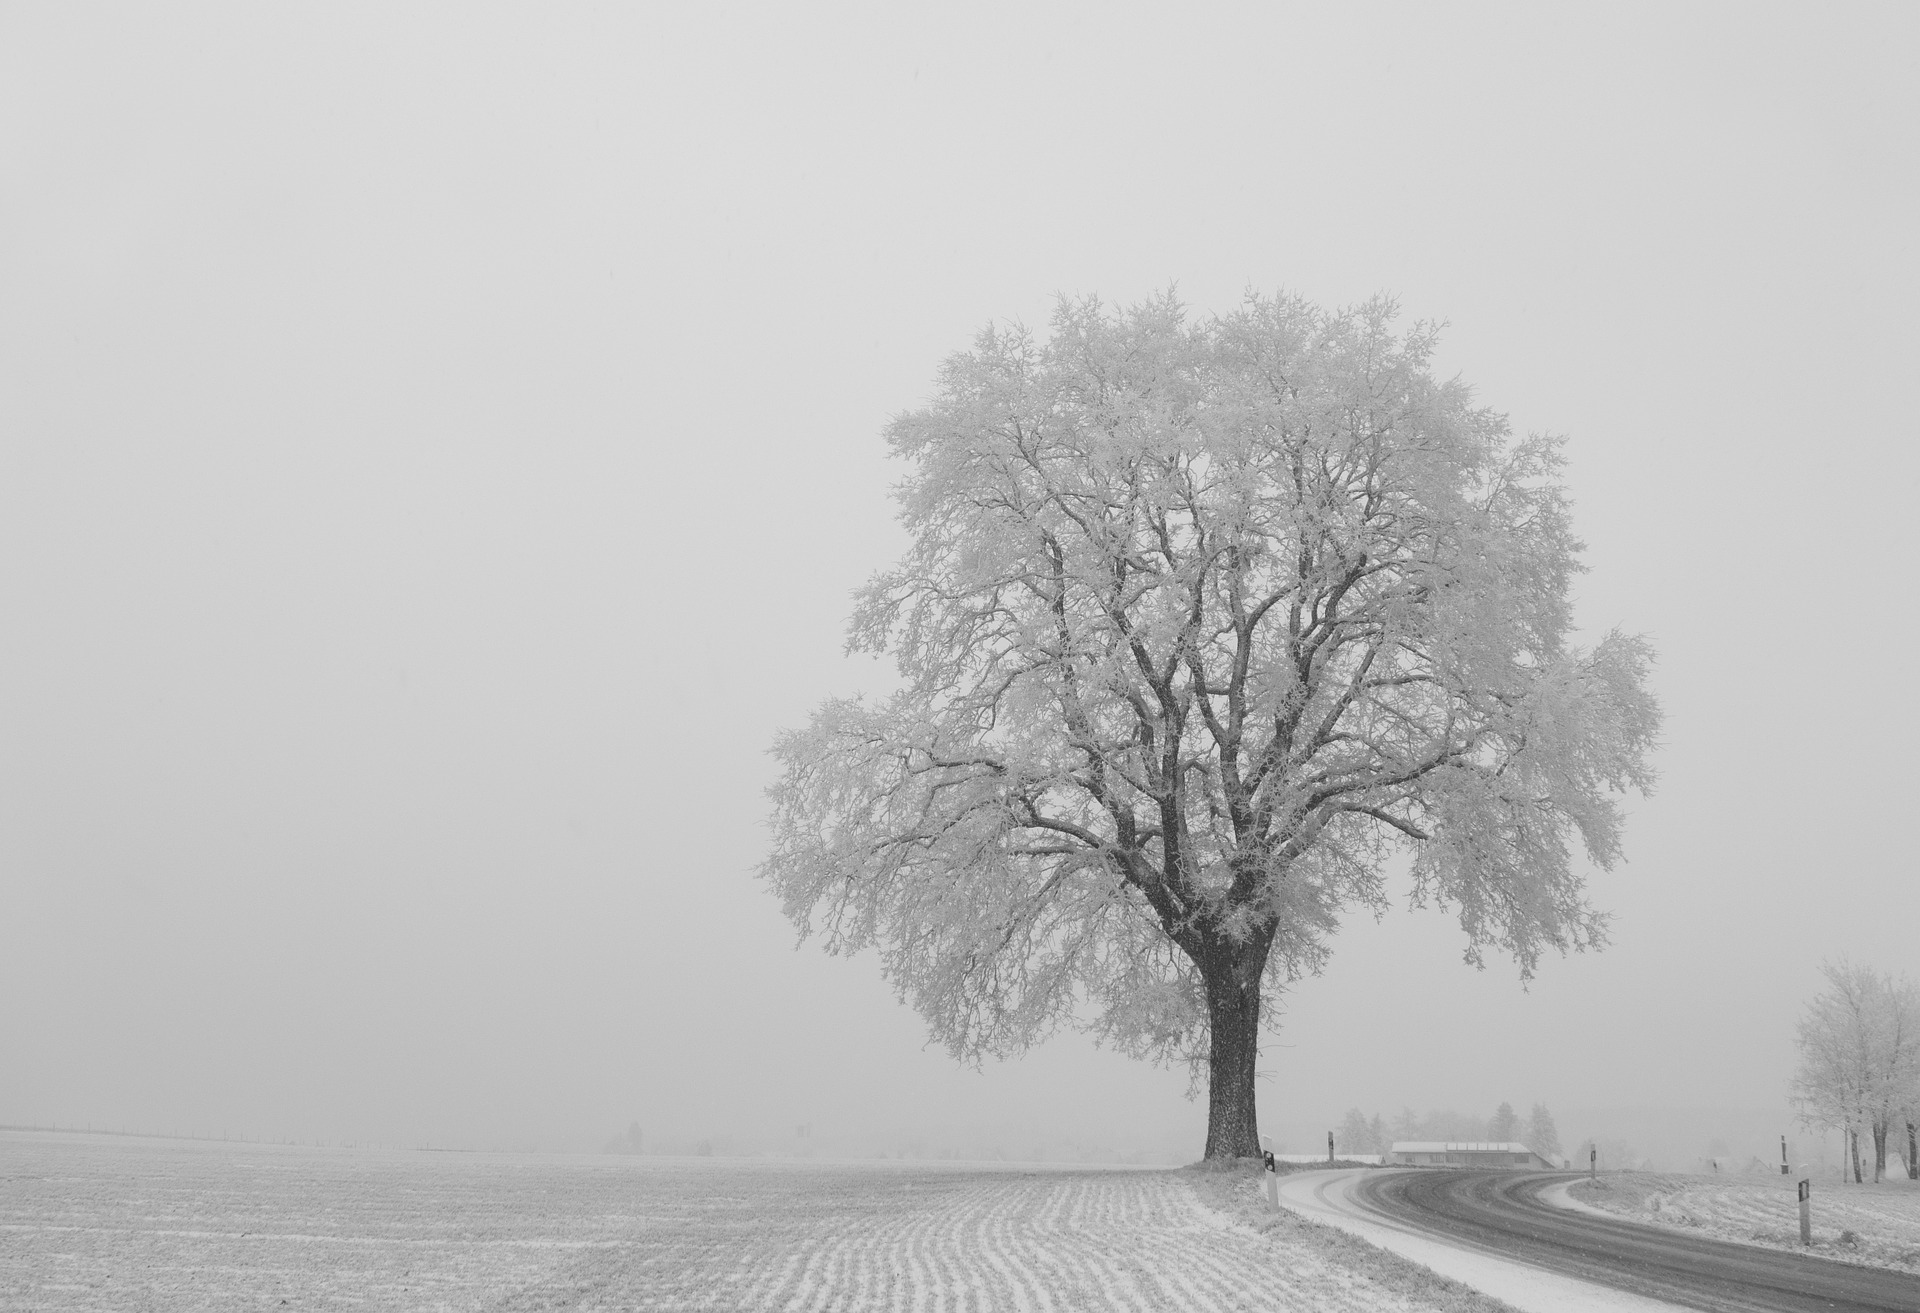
616, 1165, 1447, 1313
0, 1130, 1500, 1311
1540, 1178, 1629, 1221
1565, 1171, 1920, 1274
1274, 1169, 1688, 1313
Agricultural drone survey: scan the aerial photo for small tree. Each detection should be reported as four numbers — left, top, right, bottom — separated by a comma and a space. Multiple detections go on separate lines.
1339, 1106, 1381, 1155
1892, 978, 1920, 1180
1528, 1102, 1562, 1160
764, 292, 1660, 1159
1790, 961, 1920, 1182
1898, 1104, 1918, 1181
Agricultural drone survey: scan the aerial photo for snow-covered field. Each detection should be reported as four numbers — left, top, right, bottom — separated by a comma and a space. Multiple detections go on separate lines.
1570, 1171, 1920, 1273
0, 1130, 1511, 1311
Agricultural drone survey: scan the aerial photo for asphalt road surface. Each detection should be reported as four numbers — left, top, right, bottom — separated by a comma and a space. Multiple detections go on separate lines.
1352, 1170, 1920, 1313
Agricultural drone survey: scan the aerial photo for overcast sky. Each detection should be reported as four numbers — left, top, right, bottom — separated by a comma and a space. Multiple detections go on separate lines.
3, 3, 1915, 1162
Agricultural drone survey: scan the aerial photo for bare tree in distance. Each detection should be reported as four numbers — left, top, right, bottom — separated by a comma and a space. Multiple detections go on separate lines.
1339, 1107, 1383, 1155
762, 292, 1661, 1159
1791, 960, 1920, 1182
1528, 1102, 1563, 1160
1900, 977, 1920, 1181
1908, 1072, 1920, 1180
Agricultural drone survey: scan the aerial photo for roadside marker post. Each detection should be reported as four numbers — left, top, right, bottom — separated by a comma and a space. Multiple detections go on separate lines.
1781, 1135, 1790, 1175
1589, 1147, 1597, 1180
1327, 1131, 1334, 1165
1261, 1137, 1278, 1209
1798, 1178, 1811, 1245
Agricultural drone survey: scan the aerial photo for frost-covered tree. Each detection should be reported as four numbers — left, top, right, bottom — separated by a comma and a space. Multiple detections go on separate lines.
1488, 1102, 1519, 1143
1392, 1108, 1422, 1143
1528, 1102, 1562, 1159
1899, 977, 1920, 1181
762, 292, 1661, 1159
1790, 961, 1920, 1182
1873, 978, 1918, 1180
1903, 1053, 1920, 1180
1339, 1107, 1382, 1155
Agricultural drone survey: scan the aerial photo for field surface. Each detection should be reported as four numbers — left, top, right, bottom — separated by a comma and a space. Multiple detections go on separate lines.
1570, 1171, 1920, 1273
0, 1131, 1509, 1312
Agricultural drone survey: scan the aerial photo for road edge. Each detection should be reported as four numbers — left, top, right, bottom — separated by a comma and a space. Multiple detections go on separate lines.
1272, 1169, 1688, 1313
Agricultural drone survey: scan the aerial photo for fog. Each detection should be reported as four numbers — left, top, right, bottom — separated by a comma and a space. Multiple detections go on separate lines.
4, 5, 1914, 1169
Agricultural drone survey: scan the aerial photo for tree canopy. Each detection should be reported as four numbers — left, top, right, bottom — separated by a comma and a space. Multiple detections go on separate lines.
763, 291, 1660, 1158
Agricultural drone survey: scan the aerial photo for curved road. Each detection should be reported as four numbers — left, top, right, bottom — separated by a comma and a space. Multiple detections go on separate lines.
1347, 1170, 1920, 1313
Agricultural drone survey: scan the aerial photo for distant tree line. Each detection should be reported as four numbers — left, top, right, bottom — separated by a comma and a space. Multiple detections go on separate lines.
1337, 1102, 1561, 1158
601, 1122, 647, 1155
1791, 960, 1920, 1183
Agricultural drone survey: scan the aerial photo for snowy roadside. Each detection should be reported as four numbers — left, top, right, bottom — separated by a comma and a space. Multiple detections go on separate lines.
1566, 1171, 1920, 1275
1183, 1165, 1524, 1313
1266, 1169, 1687, 1313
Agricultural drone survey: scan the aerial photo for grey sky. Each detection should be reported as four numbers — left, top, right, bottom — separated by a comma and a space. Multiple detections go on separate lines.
3, 4, 1915, 1159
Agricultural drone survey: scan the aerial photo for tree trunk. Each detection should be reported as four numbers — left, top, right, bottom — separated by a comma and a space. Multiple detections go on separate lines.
1908, 1121, 1917, 1180
1849, 1128, 1862, 1184
1873, 1122, 1888, 1183
1199, 944, 1265, 1160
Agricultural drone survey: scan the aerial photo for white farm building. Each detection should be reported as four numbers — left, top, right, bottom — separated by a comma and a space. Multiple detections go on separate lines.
1387, 1141, 1559, 1169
